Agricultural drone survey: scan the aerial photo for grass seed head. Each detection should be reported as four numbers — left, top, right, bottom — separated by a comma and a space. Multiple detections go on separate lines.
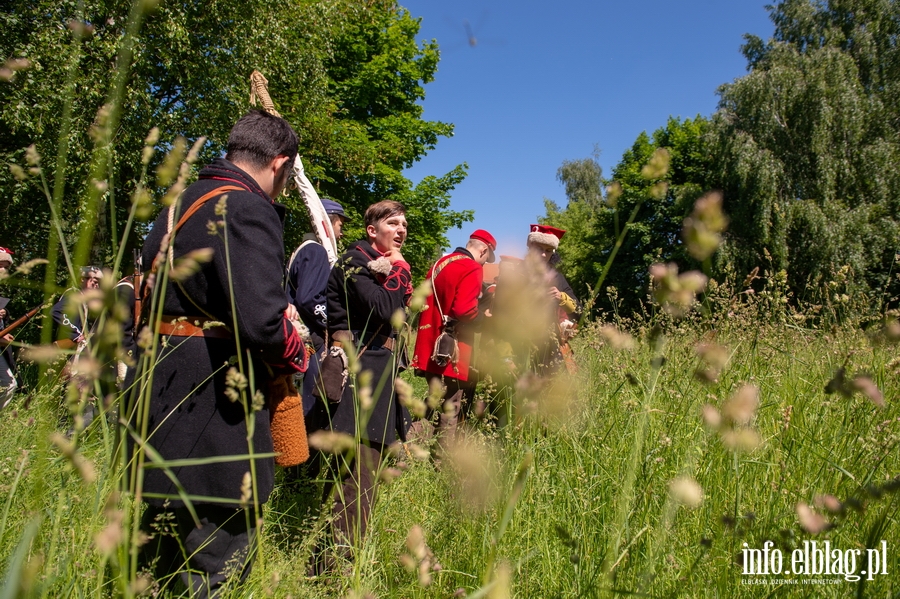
813, 494, 843, 513
405, 525, 426, 560
308, 430, 356, 454
650, 263, 708, 316
721, 428, 762, 453
144, 126, 160, 147
157, 137, 187, 187
391, 308, 406, 331
669, 476, 704, 508
684, 192, 728, 260
94, 509, 124, 556
722, 384, 759, 426
409, 280, 432, 313
239, 471, 252, 507
0, 57, 31, 81
796, 502, 829, 534
641, 148, 670, 180
426, 377, 444, 410
9, 164, 27, 181
169, 248, 214, 282
599, 325, 635, 350
695, 342, 729, 382
850, 374, 884, 408
358, 370, 373, 410
20, 344, 66, 364
24, 144, 40, 167
14, 258, 47, 276
487, 562, 511, 599
186, 136, 207, 164
49, 432, 97, 484
396, 377, 425, 418
606, 181, 622, 208
444, 433, 500, 513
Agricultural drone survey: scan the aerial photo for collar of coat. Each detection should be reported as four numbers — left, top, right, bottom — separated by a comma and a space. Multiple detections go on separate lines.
346, 240, 393, 276
198, 158, 288, 220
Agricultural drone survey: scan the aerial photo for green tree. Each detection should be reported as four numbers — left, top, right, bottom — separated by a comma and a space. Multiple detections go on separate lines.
543, 116, 712, 315
0, 0, 467, 295
711, 0, 900, 305
282, 2, 472, 277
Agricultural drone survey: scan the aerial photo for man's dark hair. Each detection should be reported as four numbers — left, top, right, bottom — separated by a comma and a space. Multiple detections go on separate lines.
225, 111, 299, 170
364, 200, 406, 229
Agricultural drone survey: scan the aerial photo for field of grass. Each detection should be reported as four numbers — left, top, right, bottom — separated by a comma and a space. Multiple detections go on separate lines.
1, 307, 897, 598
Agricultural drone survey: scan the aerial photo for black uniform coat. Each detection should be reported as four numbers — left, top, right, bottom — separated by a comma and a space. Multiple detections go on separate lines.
317, 240, 412, 447
135, 158, 302, 508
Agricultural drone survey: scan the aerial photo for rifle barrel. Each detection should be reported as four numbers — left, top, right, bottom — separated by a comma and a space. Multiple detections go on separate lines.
0, 304, 43, 338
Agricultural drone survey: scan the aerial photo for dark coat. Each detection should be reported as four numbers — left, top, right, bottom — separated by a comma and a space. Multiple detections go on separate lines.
134, 158, 302, 508
285, 237, 330, 414
411, 247, 484, 381
315, 240, 412, 447
285, 237, 329, 339
51, 288, 89, 343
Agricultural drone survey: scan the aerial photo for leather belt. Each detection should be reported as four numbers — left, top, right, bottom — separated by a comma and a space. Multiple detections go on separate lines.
332, 330, 394, 351
157, 315, 233, 339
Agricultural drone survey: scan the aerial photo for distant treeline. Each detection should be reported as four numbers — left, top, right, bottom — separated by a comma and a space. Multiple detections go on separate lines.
543, 0, 900, 320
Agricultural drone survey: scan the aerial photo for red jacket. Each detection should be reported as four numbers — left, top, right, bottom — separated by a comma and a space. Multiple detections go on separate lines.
412, 248, 483, 380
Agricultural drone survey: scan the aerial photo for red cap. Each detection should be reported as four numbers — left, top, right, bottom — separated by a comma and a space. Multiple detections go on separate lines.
469, 229, 497, 263
527, 224, 566, 249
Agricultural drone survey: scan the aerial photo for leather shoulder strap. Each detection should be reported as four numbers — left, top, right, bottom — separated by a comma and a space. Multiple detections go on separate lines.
173, 185, 244, 235
429, 253, 470, 323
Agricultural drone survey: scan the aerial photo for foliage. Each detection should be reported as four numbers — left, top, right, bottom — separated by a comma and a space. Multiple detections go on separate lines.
710, 0, 900, 307
543, 116, 713, 315
278, 2, 473, 276
0, 0, 468, 295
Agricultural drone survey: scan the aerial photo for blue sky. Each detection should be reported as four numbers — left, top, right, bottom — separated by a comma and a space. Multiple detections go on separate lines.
401, 0, 775, 257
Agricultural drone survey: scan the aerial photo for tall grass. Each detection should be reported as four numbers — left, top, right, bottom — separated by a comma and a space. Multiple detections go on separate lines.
1, 302, 898, 597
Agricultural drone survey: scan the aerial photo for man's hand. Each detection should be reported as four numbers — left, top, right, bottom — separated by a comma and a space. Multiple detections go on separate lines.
548, 286, 562, 300
383, 248, 406, 265
0, 334, 13, 347
284, 304, 307, 337
284, 304, 299, 322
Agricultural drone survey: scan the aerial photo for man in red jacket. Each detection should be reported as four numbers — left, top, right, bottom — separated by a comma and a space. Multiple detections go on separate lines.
412, 229, 496, 446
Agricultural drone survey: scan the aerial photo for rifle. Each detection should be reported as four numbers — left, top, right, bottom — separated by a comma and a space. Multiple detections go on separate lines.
0, 302, 44, 339
133, 248, 143, 337
249, 70, 339, 266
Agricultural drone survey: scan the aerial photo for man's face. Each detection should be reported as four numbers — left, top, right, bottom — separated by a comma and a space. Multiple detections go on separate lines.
367, 214, 407, 252
527, 242, 555, 263
83, 273, 101, 290
331, 216, 346, 240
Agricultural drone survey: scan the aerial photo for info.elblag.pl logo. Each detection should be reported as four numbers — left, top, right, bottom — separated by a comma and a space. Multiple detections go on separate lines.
741, 541, 889, 582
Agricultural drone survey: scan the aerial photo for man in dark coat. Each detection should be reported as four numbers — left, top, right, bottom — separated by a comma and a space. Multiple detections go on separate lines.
133, 111, 305, 597
310, 199, 412, 572
51, 266, 102, 348
285, 198, 348, 416
411, 229, 496, 445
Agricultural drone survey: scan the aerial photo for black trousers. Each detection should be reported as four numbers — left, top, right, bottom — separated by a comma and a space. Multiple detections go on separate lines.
140, 503, 258, 598
309, 442, 382, 574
